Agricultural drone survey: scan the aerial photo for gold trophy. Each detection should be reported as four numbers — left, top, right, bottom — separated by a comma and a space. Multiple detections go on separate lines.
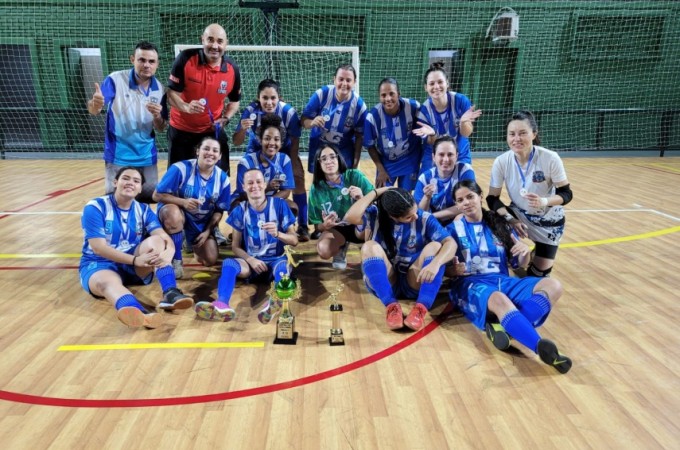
271, 272, 301, 345
328, 285, 345, 346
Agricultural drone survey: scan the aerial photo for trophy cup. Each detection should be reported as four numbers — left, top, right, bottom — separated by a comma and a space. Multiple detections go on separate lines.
272, 273, 301, 345
328, 285, 345, 346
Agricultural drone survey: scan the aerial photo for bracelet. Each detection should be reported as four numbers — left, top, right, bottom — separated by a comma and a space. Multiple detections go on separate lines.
132, 256, 137, 266
275, 230, 280, 238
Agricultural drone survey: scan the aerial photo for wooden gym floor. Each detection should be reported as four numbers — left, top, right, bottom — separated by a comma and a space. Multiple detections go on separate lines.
0, 155, 678, 449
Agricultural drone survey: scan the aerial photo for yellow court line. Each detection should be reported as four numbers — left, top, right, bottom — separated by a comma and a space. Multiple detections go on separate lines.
647, 163, 680, 174
58, 342, 265, 351
561, 225, 680, 248
0, 253, 81, 259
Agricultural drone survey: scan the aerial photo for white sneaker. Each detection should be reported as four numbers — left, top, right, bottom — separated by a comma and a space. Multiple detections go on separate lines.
332, 243, 348, 270
172, 259, 184, 279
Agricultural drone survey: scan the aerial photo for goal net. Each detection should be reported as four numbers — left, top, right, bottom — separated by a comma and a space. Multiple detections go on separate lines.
1, 1, 679, 158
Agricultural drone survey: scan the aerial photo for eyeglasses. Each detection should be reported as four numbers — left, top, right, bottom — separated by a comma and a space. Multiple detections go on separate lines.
320, 154, 338, 163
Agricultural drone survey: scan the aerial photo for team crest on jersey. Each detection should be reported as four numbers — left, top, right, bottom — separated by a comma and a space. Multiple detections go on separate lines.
184, 185, 194, 198
532, 171, 546, 183
344, 117, 354, 128
218, 81, 228, 94
407, 235, 417, 250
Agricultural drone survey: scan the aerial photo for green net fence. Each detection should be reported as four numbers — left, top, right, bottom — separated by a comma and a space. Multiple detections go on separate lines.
1, 0, 679, 158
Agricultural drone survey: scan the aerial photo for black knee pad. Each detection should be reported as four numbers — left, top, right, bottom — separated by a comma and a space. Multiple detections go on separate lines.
528, 264, 552, 278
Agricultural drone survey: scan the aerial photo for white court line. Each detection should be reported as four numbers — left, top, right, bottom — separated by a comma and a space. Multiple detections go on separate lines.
0, 211, 82, 215
568, 208, 680, 221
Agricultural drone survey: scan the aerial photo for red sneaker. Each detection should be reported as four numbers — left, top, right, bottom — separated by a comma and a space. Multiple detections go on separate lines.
385, 302, 404, 330
404, 303, 428, 331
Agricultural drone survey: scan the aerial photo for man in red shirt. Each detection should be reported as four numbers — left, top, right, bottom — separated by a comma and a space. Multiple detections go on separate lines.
167, 23, 241, 174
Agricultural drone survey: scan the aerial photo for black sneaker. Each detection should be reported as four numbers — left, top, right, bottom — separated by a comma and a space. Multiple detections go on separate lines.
485, 322, 511, 351
310, 229, 322, 240
297, 227, 310, 242
537, 338, 572, 374
158, 287, 194, 311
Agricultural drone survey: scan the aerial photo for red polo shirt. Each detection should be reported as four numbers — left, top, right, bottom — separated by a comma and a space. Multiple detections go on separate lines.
168, 48, 242, 133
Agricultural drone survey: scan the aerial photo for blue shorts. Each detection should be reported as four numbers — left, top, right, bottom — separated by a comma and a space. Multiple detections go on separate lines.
449, 274, 541, 330
385, 173, 418, 192
364, 259, 420, 300
157, 204, 210, 245
247, 255, 289, 284
79, 258, 153, 297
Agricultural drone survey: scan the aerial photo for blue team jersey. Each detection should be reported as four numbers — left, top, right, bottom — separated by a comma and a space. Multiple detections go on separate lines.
418, 92, 473, 167
446, 218, 509, 276
234, 101, 302, 155
232, 152, 295, 204
100, 69, 167, 166
302, 85, 367, 171
227, 197, 297, 260
155, 159, 231, 230
80, 195, 162, 265
364, 206, 450, 270
413, 164, 476, 213
363, 98, 423, 178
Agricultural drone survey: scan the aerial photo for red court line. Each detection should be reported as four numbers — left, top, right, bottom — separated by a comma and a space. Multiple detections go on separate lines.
0, 177, 103, 220
0, 308, 451, 408
0, 264, 208, 271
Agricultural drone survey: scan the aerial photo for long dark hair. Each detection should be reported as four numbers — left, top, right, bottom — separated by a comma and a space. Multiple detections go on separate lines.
507, 110, 541, 145
312, 144, 348, 188
256, 78, 281, 102
376, 188, 415, 260
452, 180, 514, 254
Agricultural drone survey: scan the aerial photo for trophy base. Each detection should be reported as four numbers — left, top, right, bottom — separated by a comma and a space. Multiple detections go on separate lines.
329, 331, 345, 346
274, 332, 298, 345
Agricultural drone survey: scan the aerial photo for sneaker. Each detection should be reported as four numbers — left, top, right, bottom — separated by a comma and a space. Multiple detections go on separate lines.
485, 322, 511, 351
310, 229, 322, 240
214, 227, 228, 246
537, 338, 572, 374
182, 239, 194, 255
194, 300, 236, 322
332, 243, 349, 270
385, 302, 404, 330
404, 303, 428, 331
172, 259, 184, 280
158, 287, 194, 311
297, 227, 310, 243
257, 297, 283, 324
117, 307, 162, 329
226, 232, 233, 246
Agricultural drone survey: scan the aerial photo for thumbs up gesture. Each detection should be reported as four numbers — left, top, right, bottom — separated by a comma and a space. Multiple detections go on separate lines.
89, 82, 104, 113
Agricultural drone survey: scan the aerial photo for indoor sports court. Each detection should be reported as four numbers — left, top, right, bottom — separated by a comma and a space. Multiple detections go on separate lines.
0, 1, 678, 449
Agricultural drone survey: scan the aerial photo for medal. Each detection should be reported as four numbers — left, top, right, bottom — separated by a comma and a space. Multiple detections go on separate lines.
198, 98, 207, 106
257, 220, 265, 229
472, 255, 482, 266
249, 113, 257, 120
278, 174, 287, 182
520, 188, 528, 197
341, 187, 349, 196
119, 240, 130, 249
387, 141, 394, 148
198, 196, 205, 204
323, 114, 331, 122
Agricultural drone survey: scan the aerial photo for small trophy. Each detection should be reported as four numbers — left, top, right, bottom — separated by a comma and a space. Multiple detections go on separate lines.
328, 285, 345, 346
272, 273, 301, 345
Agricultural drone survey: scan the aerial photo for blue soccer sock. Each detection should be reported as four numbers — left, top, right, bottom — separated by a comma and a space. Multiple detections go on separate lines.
217, 259, 241, 304
417, 256, 445, 309
272, 259, 289, 283
500, 309, 541, 353
114, 294, 145, 312
155, 265, 176, 292
362, 257, 395, 307
517, 292, 552, 327
293, 193, 308, 229
170, 231, 183, 260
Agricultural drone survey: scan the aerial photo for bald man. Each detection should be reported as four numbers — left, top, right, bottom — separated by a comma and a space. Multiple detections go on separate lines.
167, 24, 242, 174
